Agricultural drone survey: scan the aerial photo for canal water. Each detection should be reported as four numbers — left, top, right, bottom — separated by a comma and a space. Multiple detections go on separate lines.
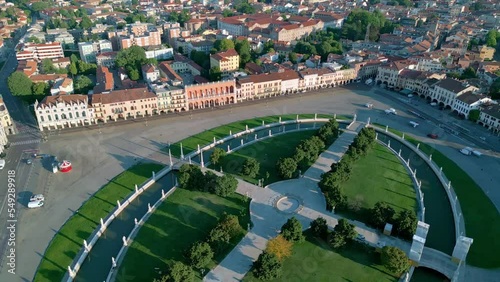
75, 173, 176, 282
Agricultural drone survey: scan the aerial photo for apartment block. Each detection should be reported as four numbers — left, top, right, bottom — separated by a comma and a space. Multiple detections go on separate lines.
210, 49, 239, 75
0, 97, 15, 135
78, 40, 113, 63
16, 42, 64, 62
478, 104, 500, 133
185, 80, 236, 110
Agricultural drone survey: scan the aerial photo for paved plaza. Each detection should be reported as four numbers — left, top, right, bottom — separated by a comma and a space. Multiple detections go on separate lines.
2, 86, 499, 281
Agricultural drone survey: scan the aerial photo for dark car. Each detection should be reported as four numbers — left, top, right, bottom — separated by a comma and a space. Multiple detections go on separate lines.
427, 133, 438, 139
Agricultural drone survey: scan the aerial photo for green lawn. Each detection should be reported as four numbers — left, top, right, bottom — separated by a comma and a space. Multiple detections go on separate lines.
34, 163, 164, 282
340, 143, 417, 222
216, 130, 318, 185
244, 231, 398, 282
169, 114, 343, 157
373, 124, 500, 268
117, 188, 250, 282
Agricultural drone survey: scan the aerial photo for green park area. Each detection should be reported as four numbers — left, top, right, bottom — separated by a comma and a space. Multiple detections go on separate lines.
376, 124, 500, 268
169, 114, 342, 157
117, 188, 250, 282
340, 143, 417, 221
217, 130, 318, 185
244, 231, 398, 282
34, 163, 164, 282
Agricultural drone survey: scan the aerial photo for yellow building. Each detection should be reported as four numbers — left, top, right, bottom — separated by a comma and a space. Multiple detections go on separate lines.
210, 49, 240, 75
478, 45, 495, 61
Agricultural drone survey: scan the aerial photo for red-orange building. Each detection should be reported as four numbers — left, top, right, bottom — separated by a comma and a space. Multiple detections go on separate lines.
185, 80, 236, 110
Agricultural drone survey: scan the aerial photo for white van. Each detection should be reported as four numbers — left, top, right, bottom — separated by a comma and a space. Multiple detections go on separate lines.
409, 121, 419, 128
472, 150, 482, 157
0, 159, 5, 169
460, 148, 472, 156
28, 200, 44, 209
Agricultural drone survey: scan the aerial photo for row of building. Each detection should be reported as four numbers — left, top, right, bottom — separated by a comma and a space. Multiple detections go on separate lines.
33, 64, 360, 131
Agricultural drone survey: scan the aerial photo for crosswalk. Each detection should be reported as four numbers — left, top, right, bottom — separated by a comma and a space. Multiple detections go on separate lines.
10, 139, 41, 146
16, 126, 39, 134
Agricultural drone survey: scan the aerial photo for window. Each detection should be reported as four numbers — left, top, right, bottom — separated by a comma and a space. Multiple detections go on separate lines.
48, 116, 52, 121
55, 114, 59, 120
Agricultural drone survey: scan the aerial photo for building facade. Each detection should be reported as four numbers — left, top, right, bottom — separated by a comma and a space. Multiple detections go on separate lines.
210, 49, 240, 75
185, 80, 236, 110
0, 97, 15, 135
16, 42, 64, 62
34, 95, 94, 131
90, 88, 158, 122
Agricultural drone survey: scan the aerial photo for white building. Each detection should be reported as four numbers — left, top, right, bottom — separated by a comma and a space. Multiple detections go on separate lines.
142, 64, 160, 83
0, 97, 15, 135
50, 78, 74, 95
428, 78, 478, 109
34, 95, 94, 131
78, 40, 113, 63
145, 46, 174, 60
479, 104, 500, 133
152, 84, 186, 113
452, 92, 492, 119
16, 42, 64, 62
0, 123, 8, 157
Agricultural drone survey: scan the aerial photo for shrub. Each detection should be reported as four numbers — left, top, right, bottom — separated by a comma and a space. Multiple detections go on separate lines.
242, 158, 260, 178
153, 261, 195, 282
310, 217, 329, 240
210, 147, 226, 166
329, 219, 356, 248
369, 201, 395, 229
186, 242, 213, 269
265, 235, 293, 261
276, 157, 297, 179
252, 251, 283, 280
380, 246, 410, 275
394, 210, 417, 240
281, 217, 304, 242
213, 174, 238, 197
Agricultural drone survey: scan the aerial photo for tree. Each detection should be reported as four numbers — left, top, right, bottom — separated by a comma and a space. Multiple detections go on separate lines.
252, 251, 282, 280
341, 9, 393, 41
222, 9, 234, 17
158, 261, 195, 282
485, 29, 499, 48
80, 16, 93, 29
469, 109, 480, 122
210, 147, 226, 166
242, 158, 260, 178
461, 67, 477, 79
394, 210, 417, 239
489, 78, 500, 100
380, 246, 410, 274
208, 214, 240, 251
32, 82, 48, 96
266, 235, 292, 262
209, 67, 222, 81
69, 62, 78, 76
281, 217, 304, 242
330, 218, 356, 248
214, 39, 235, 52
74, 75, 93, 94
235, 40, 251, 66
369, 201, 395, 229
276, 157, 297, 179
288, 52, 298, 64
187, 242, 213, 269
178, 164, 205, 191
236, 2, 255, 14
310, 217, 329, 240
8, 72, 33, 96
213, 174, 238, 197
128, 68, 140, 80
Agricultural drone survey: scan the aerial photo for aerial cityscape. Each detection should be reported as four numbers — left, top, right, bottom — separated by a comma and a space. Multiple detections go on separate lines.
0, 0, 499, 281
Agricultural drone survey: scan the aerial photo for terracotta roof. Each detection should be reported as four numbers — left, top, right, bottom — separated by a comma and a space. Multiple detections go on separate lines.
211, 48, 239, 61
435, 78, 469, 93
37, 94, 88, 109
94, 66, 114, 94
91, 88, 156, 105
30, 74, 67, 82
238, 70, 300, 84
158, 61, 183, 82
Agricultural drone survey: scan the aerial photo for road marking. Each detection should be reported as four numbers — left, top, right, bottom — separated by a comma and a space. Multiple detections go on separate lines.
10, 139, 41, 146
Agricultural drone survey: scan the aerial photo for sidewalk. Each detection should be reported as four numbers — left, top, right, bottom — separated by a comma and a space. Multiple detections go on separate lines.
204, 122, 412, 282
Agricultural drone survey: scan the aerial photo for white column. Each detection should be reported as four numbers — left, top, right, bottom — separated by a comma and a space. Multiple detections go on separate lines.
200, 150, 204, 167
169, 149, 173, 166
180, 143, 184, 159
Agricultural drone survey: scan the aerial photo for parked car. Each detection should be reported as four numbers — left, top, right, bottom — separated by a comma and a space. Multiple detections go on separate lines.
427, 133, 439, 139
385, 108, 397, 115
28, 200, 44, 209
30, 194, 44, 202
26, 158, 32, 165
460, 147, 472, 156
365, 103, 373, 108
430, 102, 437, 106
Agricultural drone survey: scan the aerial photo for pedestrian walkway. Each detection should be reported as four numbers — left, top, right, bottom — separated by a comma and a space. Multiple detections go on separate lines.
204, 122, 405, 282
10, 139, 41, 146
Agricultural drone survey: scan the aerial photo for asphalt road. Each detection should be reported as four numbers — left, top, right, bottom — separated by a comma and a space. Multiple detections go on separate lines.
0, 84, 498, 281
